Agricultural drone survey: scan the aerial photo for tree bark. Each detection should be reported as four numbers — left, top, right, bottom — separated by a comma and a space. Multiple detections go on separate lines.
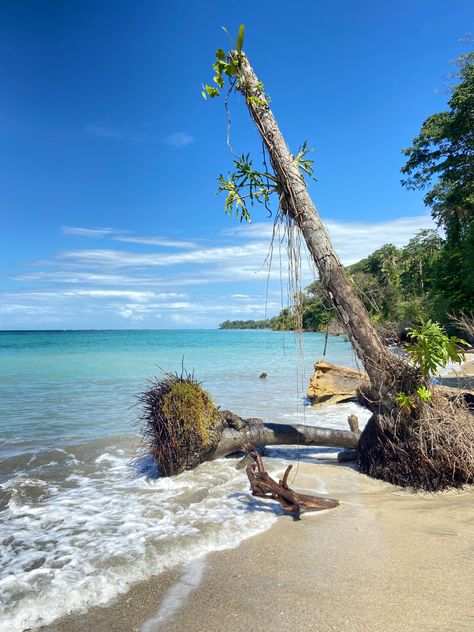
232, 52, 397, 393
209, 421, 360, 460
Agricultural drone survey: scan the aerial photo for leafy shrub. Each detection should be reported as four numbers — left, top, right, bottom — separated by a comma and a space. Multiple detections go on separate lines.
405, 320, 466, 376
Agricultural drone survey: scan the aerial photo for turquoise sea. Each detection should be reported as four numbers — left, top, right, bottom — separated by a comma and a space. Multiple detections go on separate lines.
0, 329, 369, 631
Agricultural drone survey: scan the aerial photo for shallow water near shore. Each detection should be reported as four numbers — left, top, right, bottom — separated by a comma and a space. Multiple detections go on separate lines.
0, 329, 370, 631
42, 457, 474, 632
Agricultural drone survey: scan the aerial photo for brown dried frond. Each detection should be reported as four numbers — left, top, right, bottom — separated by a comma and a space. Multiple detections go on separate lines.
373, 321, 402, 346
359, 352, 424, 412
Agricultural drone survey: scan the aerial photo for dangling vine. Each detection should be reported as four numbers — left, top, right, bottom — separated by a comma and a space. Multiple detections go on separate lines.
202, 24, 318, 335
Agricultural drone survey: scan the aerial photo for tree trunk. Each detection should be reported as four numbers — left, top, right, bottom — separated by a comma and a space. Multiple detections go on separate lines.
209, 421, 360, 460
210, 50, 474, 493
233, 52, 397, 393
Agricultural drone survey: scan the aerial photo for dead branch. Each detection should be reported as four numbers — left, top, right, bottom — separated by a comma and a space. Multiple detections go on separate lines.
243, 443, 339, 517
450, 312, 474, 344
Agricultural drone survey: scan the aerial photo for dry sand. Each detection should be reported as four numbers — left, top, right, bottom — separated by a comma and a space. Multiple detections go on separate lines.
41, 457, 474, 632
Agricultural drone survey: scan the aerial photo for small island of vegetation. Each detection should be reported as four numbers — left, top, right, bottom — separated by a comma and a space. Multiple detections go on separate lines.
219, 319, 270, 330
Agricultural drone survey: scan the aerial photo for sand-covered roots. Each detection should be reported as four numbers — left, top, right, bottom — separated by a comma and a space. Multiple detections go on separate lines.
138, 371, 222, 476
357, 393, 474, 491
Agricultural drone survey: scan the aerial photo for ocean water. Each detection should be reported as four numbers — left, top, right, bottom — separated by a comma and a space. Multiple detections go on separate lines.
0, 329, 369, 631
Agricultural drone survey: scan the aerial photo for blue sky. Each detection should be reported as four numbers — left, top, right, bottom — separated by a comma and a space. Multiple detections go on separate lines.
0, 0, 472, 329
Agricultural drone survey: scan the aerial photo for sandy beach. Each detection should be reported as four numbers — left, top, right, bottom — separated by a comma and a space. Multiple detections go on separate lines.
41, 454, 474, 632
439, 350, 474, 393
2, 3, 473, 629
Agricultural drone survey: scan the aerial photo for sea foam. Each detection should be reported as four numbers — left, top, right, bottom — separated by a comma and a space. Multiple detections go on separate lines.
0, 329, 368, 631
0, 442, 289, 632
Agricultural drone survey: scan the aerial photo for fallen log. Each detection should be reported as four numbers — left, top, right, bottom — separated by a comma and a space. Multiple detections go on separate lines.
209, 416, 360, 460
138, 373, 360, 477
243, 443, 339, 517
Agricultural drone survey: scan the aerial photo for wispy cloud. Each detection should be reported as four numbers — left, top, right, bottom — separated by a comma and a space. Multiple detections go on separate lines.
24, 215, 439, 292
55, 242, 269, 269
164, 132, 195, 148
12, 270, 211, 287
62, 290, 186, 302
84, 125, 195, 148
84, 124, 160, 143
114, 235, 197, 248
225, 214, 437, 265
3, 214, 439, 329
61, 226, 197, 249
325, 215, 437, 264
61, 226, 126, 239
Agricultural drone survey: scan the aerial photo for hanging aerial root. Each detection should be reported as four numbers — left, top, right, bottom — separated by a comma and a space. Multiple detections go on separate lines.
243, 443, 339, 517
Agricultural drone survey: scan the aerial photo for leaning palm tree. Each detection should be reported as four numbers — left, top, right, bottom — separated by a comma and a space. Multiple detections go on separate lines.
198, 26, 474, 490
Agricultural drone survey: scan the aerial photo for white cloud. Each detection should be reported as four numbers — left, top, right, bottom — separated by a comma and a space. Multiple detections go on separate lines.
64, 290, 186, 302
225, 214, 437, 266
114, 235, 197, 248
3, 213, 440, 329
61, 226, 124, 239
2, 290, 187, 305
165, 132, 195, 148
324, 215, 437, 265
56, 242, 270, 269
85, 126, 195, 148
61, 226, 197, 249
117, 307, 146, 321
84, 124, 159, 143
169, 313, 203, 325
12, 270, 210, 287
222, 223, 276, 239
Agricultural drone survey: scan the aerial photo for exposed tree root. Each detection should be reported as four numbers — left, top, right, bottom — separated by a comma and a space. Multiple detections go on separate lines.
137, 370, 222, 476
358, 393, 474, 491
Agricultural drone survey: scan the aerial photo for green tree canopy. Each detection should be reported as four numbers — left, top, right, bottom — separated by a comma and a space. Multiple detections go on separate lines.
401, 52, 474, 315
401, 52, 474, 228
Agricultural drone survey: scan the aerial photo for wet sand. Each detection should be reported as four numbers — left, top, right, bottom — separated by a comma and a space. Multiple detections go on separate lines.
41, 456, 474, 632
447, 350, 474, 378
440, 350, 474, 392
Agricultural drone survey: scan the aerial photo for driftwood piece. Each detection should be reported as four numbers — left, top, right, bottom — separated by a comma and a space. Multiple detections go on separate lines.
337, 449, 357, 463
243, 443, 339, 517
348, 414, 360, 432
